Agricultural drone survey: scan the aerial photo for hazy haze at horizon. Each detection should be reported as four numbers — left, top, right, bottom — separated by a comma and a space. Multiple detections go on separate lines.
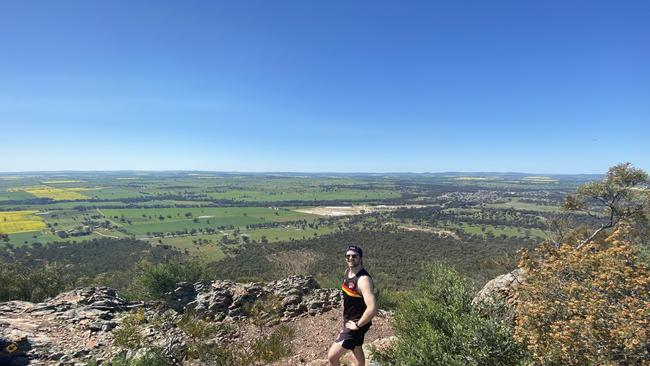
1, 1, 648, 174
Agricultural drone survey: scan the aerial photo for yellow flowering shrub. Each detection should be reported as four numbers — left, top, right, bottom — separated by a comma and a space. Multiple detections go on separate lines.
515, 224, 649, 365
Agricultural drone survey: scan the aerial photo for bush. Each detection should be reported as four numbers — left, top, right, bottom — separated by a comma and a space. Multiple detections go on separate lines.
374, 287, 401, 311
134, 260, 206, 299
176, 313, 221, 361
374, 262, 527, 366
515, 224, 650, 365
248, 325, 294, 364
113, 308, 146, 349
88, 349, 171, 366
0, 261, 71, 302
243, 293, 284, 329
177, 319, 294, 366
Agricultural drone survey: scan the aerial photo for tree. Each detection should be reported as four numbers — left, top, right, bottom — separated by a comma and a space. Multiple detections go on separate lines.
0, 261, 71, 302
515, 163, 650, 365
563, 162, 649, 249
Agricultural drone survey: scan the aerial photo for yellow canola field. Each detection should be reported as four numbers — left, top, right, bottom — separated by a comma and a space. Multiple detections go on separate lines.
67, 187, 103, 192
0, 210, 46, 234
9, 185, 89, 200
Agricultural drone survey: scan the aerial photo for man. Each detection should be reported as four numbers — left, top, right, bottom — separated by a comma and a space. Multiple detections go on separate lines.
327, 244, 377, 366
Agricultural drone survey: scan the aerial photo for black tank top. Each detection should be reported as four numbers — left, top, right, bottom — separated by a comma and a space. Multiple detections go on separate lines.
341, 268, 372, 322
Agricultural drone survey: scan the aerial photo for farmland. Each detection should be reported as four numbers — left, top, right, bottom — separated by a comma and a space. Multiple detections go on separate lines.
9, 186, 89, 200
0, 171, 598, 270
0, 210, 46, 233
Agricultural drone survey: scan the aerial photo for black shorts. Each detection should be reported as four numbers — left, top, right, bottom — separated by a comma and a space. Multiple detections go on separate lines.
334, 322, 371, 350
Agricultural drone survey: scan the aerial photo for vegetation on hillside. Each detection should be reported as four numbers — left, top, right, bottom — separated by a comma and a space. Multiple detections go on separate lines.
516, 224, 649, 365
372, 262, 528, 366
513, 164, 649, 365
3, 166, 648, 365
375, 163, 650, 366
207, 229, 538, 289
0, 238, 185, 302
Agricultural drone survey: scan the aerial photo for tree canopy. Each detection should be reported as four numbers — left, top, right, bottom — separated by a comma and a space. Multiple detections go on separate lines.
563, 162, 649, 249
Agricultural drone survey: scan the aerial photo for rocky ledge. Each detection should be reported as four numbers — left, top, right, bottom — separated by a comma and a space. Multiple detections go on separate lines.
0, 275, 342, 366
165, 275, 341, 323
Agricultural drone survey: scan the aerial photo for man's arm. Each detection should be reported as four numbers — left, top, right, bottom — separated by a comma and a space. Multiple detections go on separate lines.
346, 276, 377, 329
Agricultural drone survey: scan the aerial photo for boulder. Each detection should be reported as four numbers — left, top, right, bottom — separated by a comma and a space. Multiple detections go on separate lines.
472, 268, 525, 307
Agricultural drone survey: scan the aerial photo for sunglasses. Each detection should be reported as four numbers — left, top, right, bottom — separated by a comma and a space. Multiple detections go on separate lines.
345, 254, 359, 259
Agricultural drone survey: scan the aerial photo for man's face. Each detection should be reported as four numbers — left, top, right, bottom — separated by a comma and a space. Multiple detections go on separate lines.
345, 251, 361, 267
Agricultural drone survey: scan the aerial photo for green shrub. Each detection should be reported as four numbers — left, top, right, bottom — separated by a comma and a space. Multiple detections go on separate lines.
176, 313, 222, 361
374, 262, 527, 366
249, 325, 294, 364
93, 349, 171, 366
374, 287, 401, 311
113, 308, 146, 349
243, 293, 284, 329
134, 260, 206, 299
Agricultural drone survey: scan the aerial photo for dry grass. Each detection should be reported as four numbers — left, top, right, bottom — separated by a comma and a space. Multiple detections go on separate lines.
267, 250, 320, 275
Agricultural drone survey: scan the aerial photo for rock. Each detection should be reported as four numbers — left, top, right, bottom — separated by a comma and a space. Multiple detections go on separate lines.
87, 322, 104, 332
265, 319, 280, 326
163, 282, 197, 312
102, 321, 118, 332
308, 300, 324, 309
0, 276, 348, 366
306, 360, 330, 366
282, 294, 302, 307
472, 268, 524, 307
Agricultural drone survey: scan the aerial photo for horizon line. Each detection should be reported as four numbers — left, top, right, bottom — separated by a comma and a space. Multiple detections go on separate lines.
0, 169, 604, 176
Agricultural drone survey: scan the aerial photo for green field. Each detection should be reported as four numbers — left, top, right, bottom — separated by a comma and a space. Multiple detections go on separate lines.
207, 188, 401, 202
242, 225, 338, 242
441, 222, 547, 239
84, 187, 145, 200
487, 199, 562, 212
153, 234, 226, 262
0, 171, 597, 256
98, 207, 317, 235
0, 190, 35, 201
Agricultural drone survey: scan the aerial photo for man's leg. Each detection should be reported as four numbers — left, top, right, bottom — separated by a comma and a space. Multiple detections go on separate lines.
351, 345, 365, 366
327, 342, 347, 366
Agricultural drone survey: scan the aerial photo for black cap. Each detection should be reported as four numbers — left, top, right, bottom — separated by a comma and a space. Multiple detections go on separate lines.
346, 244, 363, 257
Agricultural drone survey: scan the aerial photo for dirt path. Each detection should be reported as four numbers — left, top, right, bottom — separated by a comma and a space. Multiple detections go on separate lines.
94, 230, 119, 239
396, 224, 460, 239
96, 208, 122, 228
268, 306, 394, 365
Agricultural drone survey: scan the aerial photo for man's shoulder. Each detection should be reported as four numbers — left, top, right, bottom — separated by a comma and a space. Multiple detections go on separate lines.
358, 268, 372, 278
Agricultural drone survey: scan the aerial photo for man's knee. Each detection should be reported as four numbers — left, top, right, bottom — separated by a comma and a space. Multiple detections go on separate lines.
328, 343, 344, 364
327, 349, 337, 362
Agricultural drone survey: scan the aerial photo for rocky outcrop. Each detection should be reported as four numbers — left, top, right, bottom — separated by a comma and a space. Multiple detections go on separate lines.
164, 275, 341, 324
0, 276, 342, 365
0, 287, 141, 365
472, 268, 524, 307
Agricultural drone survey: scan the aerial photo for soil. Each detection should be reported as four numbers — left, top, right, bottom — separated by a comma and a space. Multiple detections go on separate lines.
264, 306, 394, 365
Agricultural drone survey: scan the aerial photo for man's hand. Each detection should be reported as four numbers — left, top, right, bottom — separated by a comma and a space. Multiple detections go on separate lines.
345, 320, 359, 330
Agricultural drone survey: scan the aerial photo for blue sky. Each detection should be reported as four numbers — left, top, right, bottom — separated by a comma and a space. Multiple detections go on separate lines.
1, 1, 648, 173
